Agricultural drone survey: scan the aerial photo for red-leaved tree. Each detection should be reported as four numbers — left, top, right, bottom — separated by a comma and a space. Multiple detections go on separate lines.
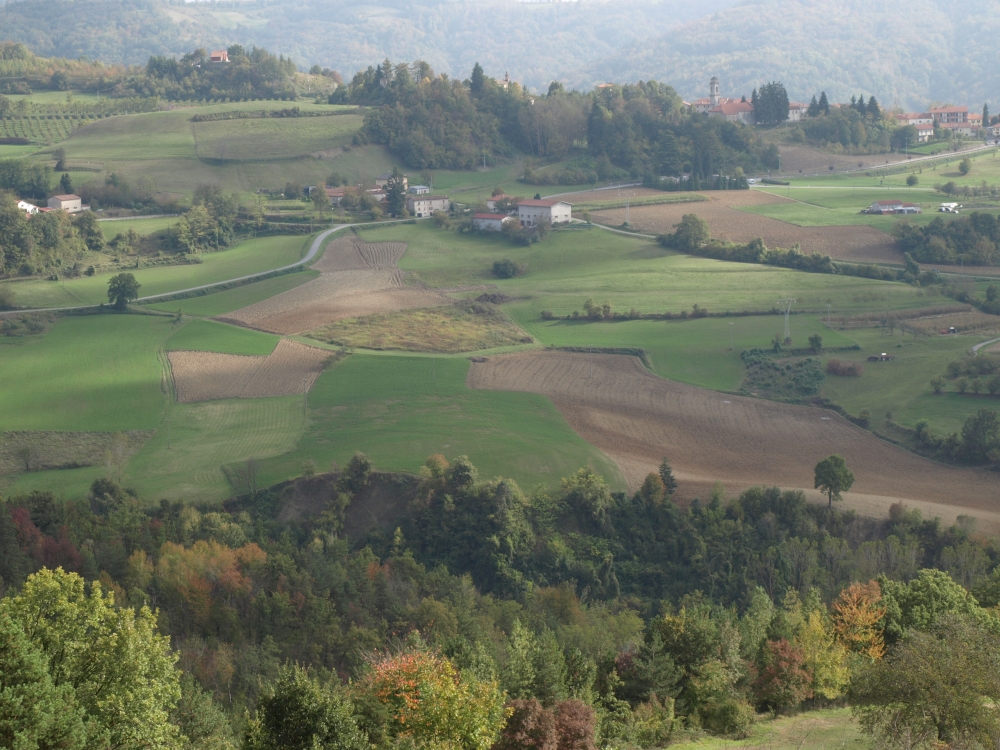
753, 639, 812, 714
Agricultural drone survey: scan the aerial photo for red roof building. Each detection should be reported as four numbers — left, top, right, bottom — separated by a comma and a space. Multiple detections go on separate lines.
209, 50, 229, 63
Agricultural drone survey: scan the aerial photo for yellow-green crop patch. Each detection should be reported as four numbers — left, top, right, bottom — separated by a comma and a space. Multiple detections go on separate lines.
165, 318, 279, 356
99, 216, 178, 239
305, 303, 531, 353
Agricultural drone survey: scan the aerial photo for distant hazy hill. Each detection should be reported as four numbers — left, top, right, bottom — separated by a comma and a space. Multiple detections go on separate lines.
580, 0, 1000, 110
0, 0, 737, 91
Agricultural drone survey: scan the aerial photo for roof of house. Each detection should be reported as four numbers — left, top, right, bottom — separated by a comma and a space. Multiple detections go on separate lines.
915, 122, 935, 130
930, 106, 968, 113
52, 194, 80, 201
518, 199, 571, 207
939, 122, 973, 128
408, 195, 448, 201
709, 101, 754, 116
788, 101, 809, 109
325, 187, 347, 196
873, 200, 903, 206
474, 213, 511, 220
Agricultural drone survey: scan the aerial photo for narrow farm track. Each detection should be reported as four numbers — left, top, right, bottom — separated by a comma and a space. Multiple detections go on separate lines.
468, 350, 1000, 529
218, 235, 450, 334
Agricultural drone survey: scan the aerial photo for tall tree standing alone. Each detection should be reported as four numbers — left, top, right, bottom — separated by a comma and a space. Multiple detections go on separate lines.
384, 166, 408, 217
470, 62, 486, 96
814, 455, 854, 507
107, 272, 140, 310
658, 457, 678, 498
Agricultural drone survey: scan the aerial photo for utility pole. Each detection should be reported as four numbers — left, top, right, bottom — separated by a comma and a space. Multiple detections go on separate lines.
729, 321, 734, 350
778, 298, 796, 342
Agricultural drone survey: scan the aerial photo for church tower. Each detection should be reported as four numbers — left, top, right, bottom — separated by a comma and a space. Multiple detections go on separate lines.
709, 76, 720, 107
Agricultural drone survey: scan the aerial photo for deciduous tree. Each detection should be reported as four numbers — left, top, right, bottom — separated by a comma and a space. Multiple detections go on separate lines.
813, 455, 854, 507
107, 272, 140, 310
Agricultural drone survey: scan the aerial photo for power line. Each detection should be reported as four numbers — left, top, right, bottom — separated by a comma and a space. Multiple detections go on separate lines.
778, 298, 796, 341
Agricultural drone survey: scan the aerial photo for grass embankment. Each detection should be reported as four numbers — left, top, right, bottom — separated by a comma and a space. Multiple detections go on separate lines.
571, 192, 708, 211
3, 234, 311, 308
165, 318, 279, 356
144, 270, 319, 317
251, 353, 624, 492
305, 303, 531, 353
193, 115, 363, 161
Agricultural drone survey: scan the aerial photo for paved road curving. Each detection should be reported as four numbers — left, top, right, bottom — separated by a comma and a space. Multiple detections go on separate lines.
0, 222, 398, 316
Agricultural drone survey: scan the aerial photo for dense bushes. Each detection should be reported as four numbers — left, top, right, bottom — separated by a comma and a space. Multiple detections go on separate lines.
896, 212, 1000, 266
826, 359, 864, 376
492, 258, 526, 278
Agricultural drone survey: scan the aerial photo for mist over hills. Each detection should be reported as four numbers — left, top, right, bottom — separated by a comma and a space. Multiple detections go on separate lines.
0, 0, 736, 91
582, 0, 1000, 110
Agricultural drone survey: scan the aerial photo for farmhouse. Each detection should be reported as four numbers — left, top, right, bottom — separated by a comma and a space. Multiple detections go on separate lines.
473, 213, 515, 231
914, 123, 935, 142
209, 50, 229, 63
486, 194, 520, 212
376, 172, 408, 189
939, 122, 976, 137
324, 187, 347, 204
17, 200, 38, 214
518, 199, 572, 227
47, 194, 83, 213
787, 102, 809, 122
896, 112, 933, 126
408, 185, 430, 194
867, 200, 919, 215
929, 106, 968, 124
407, 195, 450, 217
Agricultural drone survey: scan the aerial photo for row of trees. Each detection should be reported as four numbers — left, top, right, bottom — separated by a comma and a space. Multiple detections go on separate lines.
895, 211, 1000, 266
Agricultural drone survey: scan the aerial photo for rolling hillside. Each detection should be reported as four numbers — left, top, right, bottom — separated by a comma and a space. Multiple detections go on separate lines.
582, 0, 1000, 110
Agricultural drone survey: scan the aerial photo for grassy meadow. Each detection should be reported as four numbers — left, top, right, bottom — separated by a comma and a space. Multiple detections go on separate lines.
668, 708, 861, 750
2, 234, 312, 308
0, 314, 172, 432
193, 114, 363, 161
98, 215, 179, 239
250, 353, 625, 493
165, 318, 279, 355
144, 270, 318, 317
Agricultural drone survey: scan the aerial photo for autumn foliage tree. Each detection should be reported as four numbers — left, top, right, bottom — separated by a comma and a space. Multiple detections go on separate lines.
752, 639, 812, 714
354, 645, 508, 750
831, 581, 886, 659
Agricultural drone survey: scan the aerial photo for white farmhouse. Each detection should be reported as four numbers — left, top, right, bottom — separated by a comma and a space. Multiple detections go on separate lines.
407, 195, 450, 217
17, 200, 39, 214
47, 194, 83, 213
517, 199, 572, 227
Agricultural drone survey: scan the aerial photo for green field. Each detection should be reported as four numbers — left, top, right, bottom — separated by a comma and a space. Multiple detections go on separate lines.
0, 315, 171, 432
669, 708, 861, 750
361, 223, 942, 315
2, 234, 311, 308
144, 270, 318, 317
165, 318, 279, 355
193, 115, 363, 160
99, 216, 179, 239
251, 353, 625, 492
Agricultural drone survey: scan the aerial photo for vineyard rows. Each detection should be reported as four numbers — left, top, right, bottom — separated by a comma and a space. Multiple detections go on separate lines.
0, 115, 94, 143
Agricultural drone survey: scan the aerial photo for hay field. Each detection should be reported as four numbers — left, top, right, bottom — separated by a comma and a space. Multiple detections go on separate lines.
220, 235, 450, 334
306, 302, 532, 353
468, 350, 1000, 529
0, 430, 152, 484
590, 191, 902, 264
169, 339, 331, 402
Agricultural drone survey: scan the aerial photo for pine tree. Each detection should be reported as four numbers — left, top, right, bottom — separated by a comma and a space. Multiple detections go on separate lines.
819, 91, 830, 114
807, 94, 820, 117
856, 95, 866, 116
868, 96, 881, 120
658, 458, 678, 497
470, 62, 486, 96
59, 172, 73, 194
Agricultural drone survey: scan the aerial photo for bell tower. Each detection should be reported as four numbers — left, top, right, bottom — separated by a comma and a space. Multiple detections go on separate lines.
709, 76, 720, 107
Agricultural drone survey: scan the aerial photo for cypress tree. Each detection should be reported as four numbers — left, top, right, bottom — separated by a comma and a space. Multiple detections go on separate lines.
868, 96, 881, 120
807, 94, 820, 117
819, 91, 830, 114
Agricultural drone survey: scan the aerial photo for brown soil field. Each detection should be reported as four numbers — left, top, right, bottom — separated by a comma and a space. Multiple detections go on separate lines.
902, 310, 1000, 336
218, 235, 450, 334
468, 350, 1000, 530
0, 430, 153, 481
591, 191, 903, 264
169, 339, 331, 403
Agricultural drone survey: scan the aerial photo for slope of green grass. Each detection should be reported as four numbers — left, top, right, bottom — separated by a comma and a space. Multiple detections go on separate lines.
99, 216, 179, 239
750, 186, 954, 229
193, 115, 363, 160
3, 234, 311, 308
144, 270, 318, 317
0, 314, 172, 431
362, 222, 941, 315
517, 314, 857, 392
252, 353, 624, 492
165, 319, 279, 356
669, 708, 860, 750
819, 327, 992, 432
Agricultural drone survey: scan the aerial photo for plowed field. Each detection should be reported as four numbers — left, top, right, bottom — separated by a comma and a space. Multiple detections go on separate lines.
218, 235, 450, 334
468, 350, 1000, 529
590, 191, 902, 264
169, 339, 331, 402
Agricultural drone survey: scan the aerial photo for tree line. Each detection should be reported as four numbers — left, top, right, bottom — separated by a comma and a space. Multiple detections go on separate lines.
3, 451, 1000, 748
352, 60, 780, 177
896, 212, 1000, 266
